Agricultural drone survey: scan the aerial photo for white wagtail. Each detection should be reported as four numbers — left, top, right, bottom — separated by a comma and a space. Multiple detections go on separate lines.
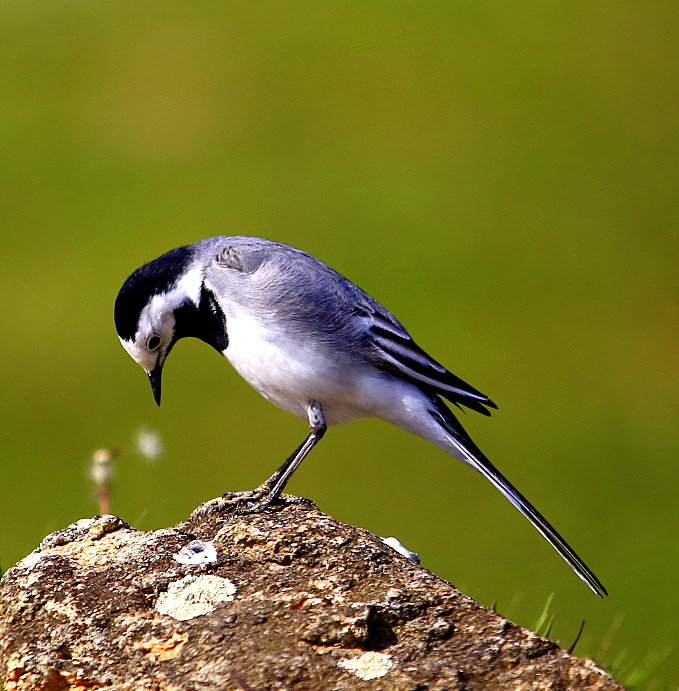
114, 236, 606, 596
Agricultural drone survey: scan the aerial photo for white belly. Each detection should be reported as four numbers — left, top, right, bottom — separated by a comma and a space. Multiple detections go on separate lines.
223, 309, 364, 425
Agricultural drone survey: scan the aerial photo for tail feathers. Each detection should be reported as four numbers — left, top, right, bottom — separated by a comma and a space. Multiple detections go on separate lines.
429, 400, 607, 598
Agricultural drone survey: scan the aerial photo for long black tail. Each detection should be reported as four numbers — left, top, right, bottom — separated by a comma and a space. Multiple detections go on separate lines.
429, 399, 607, 597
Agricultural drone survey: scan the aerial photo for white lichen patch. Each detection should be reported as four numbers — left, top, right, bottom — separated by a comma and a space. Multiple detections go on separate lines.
173, 539, 218, 565
338, 651, 393, 680
155, 575, 236, 621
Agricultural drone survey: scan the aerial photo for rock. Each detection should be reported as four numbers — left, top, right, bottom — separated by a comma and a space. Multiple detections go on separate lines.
0, 497, 622, 690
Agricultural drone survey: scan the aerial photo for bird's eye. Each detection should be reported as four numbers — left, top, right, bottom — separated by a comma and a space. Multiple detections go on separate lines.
147, 334, 162, 351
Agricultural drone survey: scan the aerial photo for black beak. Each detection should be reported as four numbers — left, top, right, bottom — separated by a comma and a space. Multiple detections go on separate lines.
148, 367, 163, 406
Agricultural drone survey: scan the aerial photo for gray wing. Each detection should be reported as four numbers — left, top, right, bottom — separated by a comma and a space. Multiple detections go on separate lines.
365, 303, 497, 416
204, 236, 496, 415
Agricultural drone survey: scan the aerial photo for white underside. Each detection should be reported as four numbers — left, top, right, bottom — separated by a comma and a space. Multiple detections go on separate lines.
222, 305, 467, 463
223, 308, 365, 425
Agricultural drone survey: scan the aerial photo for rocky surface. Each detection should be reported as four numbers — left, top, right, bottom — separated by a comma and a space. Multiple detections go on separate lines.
0, 497, 623, 690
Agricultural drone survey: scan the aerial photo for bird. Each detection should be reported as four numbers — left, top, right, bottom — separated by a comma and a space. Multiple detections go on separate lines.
114, 236, 606, 597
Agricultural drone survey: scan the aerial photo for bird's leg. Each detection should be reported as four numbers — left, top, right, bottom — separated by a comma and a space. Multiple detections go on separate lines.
236, 402, 326, 515
255, 403, 325, 491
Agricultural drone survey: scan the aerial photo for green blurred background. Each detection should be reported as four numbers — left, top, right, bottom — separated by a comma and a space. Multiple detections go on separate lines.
1, 1, 677, 686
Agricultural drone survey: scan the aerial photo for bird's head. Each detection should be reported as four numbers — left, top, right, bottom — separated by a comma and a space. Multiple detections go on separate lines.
114, 244, 227, 405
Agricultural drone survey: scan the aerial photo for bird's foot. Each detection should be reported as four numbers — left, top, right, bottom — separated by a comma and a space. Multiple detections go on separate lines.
212, 488, 314, 524
208, 490, 260, 521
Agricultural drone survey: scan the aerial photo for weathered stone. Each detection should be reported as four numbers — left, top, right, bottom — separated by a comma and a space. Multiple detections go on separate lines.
0, 497, 623, 690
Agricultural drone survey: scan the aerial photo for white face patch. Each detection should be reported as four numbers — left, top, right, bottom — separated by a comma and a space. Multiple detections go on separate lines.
122, 267, 203, 372
175, 266, 203, 307
120, 335, 159, 373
